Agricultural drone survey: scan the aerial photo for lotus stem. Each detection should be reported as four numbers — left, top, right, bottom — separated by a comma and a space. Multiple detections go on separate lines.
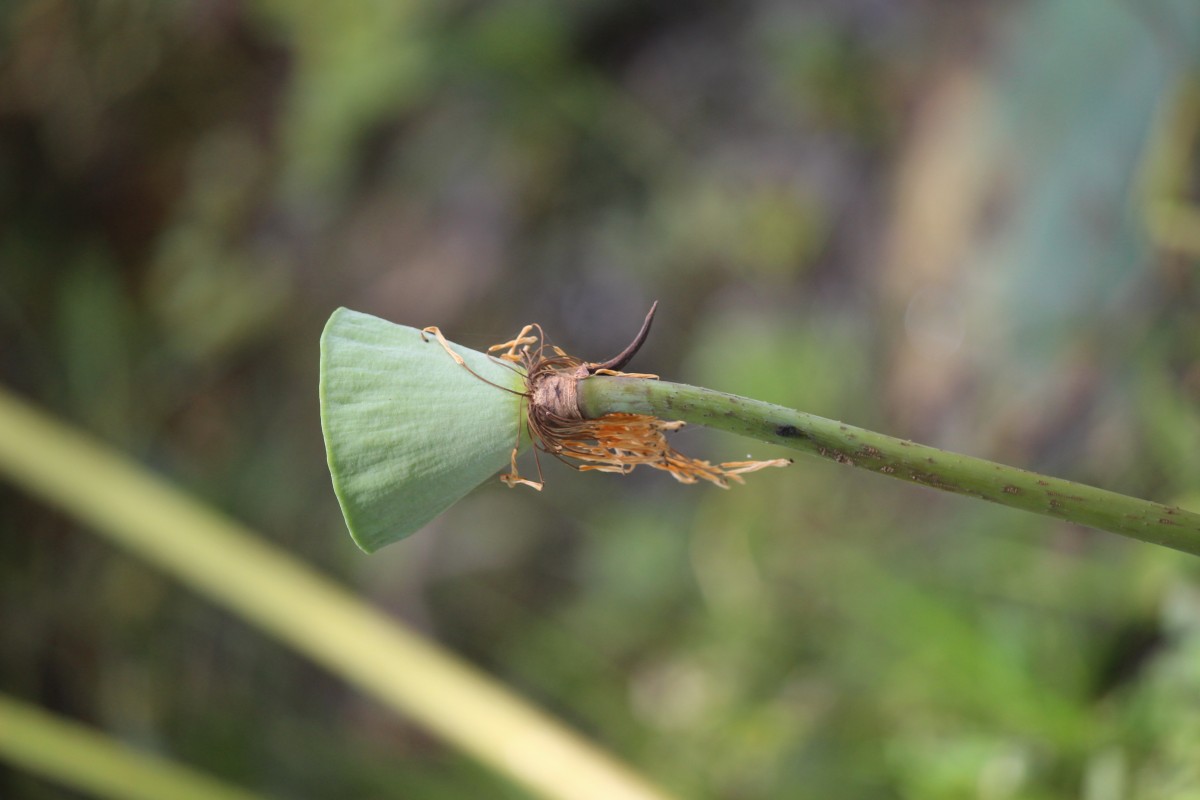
578, 376, 1200, 557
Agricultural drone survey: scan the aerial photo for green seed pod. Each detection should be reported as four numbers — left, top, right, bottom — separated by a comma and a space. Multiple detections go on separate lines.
320, 308, 526, 552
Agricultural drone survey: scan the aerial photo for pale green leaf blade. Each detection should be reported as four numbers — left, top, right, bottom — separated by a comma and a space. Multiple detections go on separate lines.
320, 308, 525, 552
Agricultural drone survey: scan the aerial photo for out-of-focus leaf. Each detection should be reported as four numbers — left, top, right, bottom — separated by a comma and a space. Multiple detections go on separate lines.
981, 0, 1197, 349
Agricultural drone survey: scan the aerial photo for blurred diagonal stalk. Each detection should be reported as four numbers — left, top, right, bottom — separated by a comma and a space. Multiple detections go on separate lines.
1141, 79, 1200, 257
0, 693, 263, 800
0, 387, 674, 800
580, 377, 1200, 557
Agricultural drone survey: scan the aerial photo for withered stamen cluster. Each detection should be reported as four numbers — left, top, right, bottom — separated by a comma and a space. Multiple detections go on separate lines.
423, 303, 790, 490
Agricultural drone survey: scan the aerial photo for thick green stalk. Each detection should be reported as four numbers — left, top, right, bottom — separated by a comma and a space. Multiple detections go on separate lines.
579, 377, 1200, 557
0, 694, 263, 800
0, 387, 673, 800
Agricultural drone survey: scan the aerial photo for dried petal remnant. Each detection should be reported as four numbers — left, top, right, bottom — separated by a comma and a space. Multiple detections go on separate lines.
425, 305, 790, 488
543, 412, 791, 488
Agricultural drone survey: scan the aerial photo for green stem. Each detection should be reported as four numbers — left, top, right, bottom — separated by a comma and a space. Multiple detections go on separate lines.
579, 376, 1200, 557
0, 694, 262, 800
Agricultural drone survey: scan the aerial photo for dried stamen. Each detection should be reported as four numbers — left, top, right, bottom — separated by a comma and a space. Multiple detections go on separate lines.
424, 306, 790, 488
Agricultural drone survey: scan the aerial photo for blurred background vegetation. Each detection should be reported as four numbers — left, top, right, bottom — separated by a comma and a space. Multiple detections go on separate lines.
3, 0, 1200, 797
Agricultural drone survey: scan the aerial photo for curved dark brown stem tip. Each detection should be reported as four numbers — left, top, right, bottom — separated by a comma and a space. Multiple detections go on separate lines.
588, 301, 658, 374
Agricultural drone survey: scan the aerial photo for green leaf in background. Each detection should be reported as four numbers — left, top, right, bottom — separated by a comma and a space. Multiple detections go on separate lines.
319, 308, 526, 552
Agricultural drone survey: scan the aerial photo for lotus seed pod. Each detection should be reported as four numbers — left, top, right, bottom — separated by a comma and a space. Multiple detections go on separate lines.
320, 308, 526, 552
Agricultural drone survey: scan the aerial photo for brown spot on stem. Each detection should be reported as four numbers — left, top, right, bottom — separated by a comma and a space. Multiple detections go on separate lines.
908, 471, 948, 489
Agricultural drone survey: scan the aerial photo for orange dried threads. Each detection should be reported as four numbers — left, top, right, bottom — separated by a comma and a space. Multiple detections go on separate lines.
424, 303, 790, 489
538, 412, 790, 488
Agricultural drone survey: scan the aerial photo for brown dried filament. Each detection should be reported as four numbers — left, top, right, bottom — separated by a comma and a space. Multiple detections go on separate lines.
423, 307, 790, 489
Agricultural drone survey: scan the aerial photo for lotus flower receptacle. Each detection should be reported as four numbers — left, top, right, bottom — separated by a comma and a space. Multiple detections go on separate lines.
320, 308, 526, 552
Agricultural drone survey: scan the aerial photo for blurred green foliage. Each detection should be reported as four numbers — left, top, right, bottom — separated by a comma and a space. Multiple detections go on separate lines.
2, 0, 1200, 797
